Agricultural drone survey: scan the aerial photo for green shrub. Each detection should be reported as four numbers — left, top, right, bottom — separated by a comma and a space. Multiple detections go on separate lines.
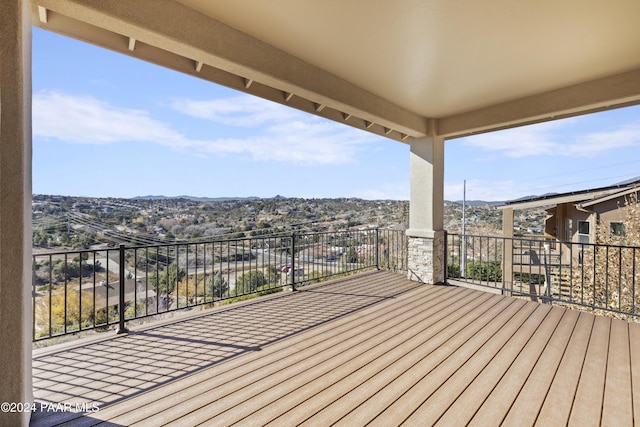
447, 263, 461, 278
466, 261, 502, 281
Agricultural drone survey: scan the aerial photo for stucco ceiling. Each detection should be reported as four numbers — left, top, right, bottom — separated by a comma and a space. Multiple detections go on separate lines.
33, 0, 640, 140
179, 0, 640, 117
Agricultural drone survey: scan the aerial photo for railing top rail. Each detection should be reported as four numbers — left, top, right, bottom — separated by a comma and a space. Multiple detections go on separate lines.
32, 247, 120, 257
33, 227, 389, 256
447, 232, 640, 251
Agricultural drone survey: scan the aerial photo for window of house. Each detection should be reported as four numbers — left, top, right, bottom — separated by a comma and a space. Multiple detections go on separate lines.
610, 221, 625, 237
578, 220, 590, 244
578, 221, 590, 234
565, 218, 572, 241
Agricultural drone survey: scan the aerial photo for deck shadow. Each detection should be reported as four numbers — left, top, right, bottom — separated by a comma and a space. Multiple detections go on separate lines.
31, 271, 417, 426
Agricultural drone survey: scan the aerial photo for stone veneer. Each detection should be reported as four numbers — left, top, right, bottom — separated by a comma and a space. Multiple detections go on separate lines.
407, 232, 445, 284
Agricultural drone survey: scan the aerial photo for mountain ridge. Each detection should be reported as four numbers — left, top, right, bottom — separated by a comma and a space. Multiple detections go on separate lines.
132, 195, 263, 202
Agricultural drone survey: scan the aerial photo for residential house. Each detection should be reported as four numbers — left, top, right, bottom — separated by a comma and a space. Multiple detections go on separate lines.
499, 179, 640, 269
502, 179, 640, 243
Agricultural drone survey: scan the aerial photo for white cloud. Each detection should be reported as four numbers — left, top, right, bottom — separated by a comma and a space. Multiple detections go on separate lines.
569, 124, 640, 157
169, 95, 299, 127
169, 94, 376, 164
33, 91, 189, 147
461, 118, 640, 158
33, 91, 377, 165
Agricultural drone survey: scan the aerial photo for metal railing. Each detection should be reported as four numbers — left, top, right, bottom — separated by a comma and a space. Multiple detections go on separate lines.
446, 233, 640, 320
32, 228, 407, 341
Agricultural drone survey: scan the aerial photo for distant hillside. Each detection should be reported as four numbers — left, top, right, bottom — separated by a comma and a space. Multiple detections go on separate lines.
447, 200, 504, 207
133, 195, 261, 202
447, 192, 562, 206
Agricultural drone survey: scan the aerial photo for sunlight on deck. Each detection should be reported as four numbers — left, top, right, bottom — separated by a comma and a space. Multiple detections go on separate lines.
31, 271, 640, 426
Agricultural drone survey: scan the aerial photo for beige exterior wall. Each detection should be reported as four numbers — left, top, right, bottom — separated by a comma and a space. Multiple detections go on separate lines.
406, 134, 445, 284
551, 195, 638, 244
596, 197, 632, 238
544, 206, 556, 237
407, 134, 444, 238
541, 192, 638, 265
546, 203, 591, 264
545, 202, 593, 243
0, 1, 33, 426
568, 209, 592, 245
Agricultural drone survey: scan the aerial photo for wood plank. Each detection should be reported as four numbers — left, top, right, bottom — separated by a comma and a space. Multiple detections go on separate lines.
467, 306, 566, 426
535, 312, 595, 426
601, 318, 633, 426
34, 272, 420, 426
433, 304, 553, 426
30, 272, 640, 427
568, 315, 611, 427
264, 296, 513, 426
358, 299, 525, 426
159, 286, 480, 426
163, 290, 497, 426
501, 309, 580, 426
398, 299, 541, 425
94, 278, 460, 425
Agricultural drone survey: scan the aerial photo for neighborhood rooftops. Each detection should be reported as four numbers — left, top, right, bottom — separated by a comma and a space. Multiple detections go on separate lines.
497, 177, 640, 210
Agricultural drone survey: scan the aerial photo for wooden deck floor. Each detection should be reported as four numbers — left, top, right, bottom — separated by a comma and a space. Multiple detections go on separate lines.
30, 270, 640, 426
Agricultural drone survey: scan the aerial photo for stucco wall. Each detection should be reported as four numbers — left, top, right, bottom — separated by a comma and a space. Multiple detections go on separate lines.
0, 1, 33, 426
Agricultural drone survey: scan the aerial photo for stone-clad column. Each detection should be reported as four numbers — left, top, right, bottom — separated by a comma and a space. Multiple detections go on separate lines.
406, 134, 445, 284
0, 1, 33, 426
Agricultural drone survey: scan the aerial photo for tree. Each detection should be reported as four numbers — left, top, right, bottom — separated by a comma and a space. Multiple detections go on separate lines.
35, 289, 95, 337
235, 270, 267, 294
265, 264, 279, 283
345, 246, 358, 263
207, 271, 228, 299
150, 263, 185, 295
33, 228, 50, 247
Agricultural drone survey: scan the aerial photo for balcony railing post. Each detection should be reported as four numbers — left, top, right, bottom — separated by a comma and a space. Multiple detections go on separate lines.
542, 243, 551, 304
375, 228, 380, 270
290, 232, 296, 291
444, 230, 448, 283
116, 244, 129, 334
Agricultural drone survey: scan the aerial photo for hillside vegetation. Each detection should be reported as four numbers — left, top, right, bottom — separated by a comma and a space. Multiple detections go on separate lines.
33, 194, 546, 251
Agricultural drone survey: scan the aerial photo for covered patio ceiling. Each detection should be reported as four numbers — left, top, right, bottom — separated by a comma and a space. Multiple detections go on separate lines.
32, 0, 640, 142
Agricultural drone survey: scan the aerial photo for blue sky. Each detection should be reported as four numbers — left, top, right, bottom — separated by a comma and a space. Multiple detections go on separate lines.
33, 28, 640, 202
